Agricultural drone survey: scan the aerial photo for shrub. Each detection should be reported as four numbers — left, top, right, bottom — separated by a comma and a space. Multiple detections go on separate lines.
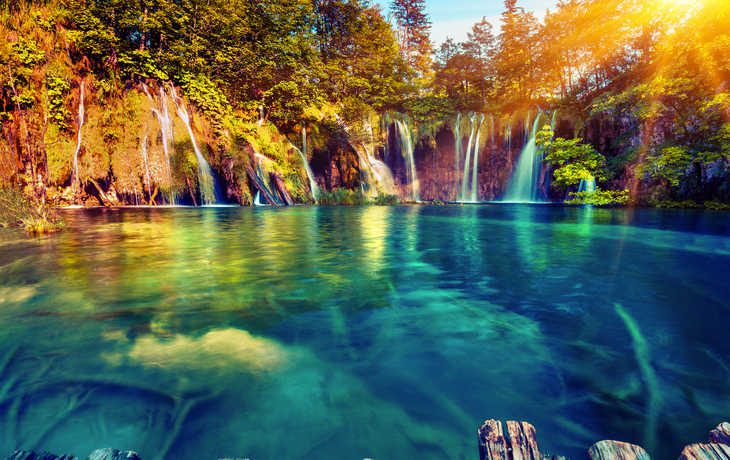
0, 188, 63, 233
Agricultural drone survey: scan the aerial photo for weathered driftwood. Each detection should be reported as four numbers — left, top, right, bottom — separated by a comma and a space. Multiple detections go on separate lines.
246, 165, 279, 206
270, 172, 294, 206
479, 419, 509, 460
588, 440, 650, 460
507, 421, 541, 460
5, 452, 75, 460
679, 443, 730, 460
711, 423, 730, 446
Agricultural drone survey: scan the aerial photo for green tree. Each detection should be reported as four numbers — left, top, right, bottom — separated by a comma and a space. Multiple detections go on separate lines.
390, 0, 432, 79
535, 125, 629, 205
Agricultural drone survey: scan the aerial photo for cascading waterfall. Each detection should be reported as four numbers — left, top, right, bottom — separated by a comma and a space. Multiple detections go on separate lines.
470, 114, 485, 202
289, 141, 319, 200
72, 80, 85, 187
503, 112, 544, 202
142, 133, 152, 203
364, 119, 395, 197
453, 112, 462, 196
144, 84, 174, 204
504, 120, 512, 162
395, 119, 419, 201
461, 113, 477, 202
333, 114, 394, 197
169, 85, 218, 205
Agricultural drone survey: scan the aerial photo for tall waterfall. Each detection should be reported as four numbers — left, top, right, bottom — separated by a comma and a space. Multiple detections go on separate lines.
169, 85, 218, 205
503, 113, 544, 202
453, 113, 462, 197
289, 140, 319, 201
461, 113, 477, 202
395, 119, 419, 201
144, 84, 175, 204
72, 80, 85, 186
471, 114, 485, 202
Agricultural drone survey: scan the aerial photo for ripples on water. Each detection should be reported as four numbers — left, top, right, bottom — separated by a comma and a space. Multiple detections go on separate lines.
0, 205, 729, 460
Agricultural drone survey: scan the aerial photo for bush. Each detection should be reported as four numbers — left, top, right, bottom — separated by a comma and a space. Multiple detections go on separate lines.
371, 191, 397, 205
318, 188, 369, 205
0, 188, 63, 233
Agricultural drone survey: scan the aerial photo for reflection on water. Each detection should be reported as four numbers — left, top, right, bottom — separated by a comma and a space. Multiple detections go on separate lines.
0, 205, 729, 460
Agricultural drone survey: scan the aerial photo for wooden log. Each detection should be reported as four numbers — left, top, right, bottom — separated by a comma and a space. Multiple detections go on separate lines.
479, 419, 509, 460
679, 444, 730, 460
246, 165, 279, 205
710, 423, 730, 446
507, 421, 541, 460
5, 452, 75, 460
271, 172, 294, 206
588, 440, 650, 460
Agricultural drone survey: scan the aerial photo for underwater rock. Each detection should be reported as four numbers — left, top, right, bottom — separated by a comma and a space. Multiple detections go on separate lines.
5, 452, 75, 460
679, 444, 730, 460
3, 449, 140, 460
710, 423, 730, 446
588, 440, 650, 460
84, 449, 140, 460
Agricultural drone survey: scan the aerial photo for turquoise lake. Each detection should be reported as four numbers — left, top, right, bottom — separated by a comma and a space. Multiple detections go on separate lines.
0, 205, 728, 460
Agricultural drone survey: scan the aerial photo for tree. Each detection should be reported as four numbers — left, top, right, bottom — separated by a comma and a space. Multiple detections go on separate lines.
494, 0, 539, 103
535, 125, 629, 205
390, 0, 432, 79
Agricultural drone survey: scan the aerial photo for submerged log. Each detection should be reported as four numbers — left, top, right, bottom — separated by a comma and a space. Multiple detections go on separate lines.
588, 441, 650, 460
270, 172, 294, 206
507, 421, 541, 460
5, 452, 75, 460
679, 444, 730, 460
711, 423, 730, 446
246, 165, 279, 205
479, 419, 509, 460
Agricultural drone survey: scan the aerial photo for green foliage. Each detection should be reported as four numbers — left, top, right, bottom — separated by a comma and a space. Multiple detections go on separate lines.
178, 73, 231, 131
565, 189, 630, 206
535, 125, 607, 189
536, 125, 629, 205
403, 96, 455, 125
636, 146, 693, 187
47, 73, 71, 128
318, 187, 368, 205
648, 199, 730, 210
0, 188, 63, 232
371, 190, 397, 205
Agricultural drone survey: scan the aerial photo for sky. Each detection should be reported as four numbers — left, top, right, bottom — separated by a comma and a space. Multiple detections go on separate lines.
423, 0, 559, 46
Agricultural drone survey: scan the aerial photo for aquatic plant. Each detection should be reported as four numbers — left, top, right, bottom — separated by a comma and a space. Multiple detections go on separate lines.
371, 190, 398, 205
317, 187, 369, 205
0, 188, 62, 233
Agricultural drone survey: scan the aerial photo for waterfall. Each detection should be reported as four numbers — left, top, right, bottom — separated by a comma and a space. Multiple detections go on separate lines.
72, 80, 85, 185
395, 119, 419, 201
142, 133, 151, 203
144, 84, 175, 204
471, 114, 485, 202
453, 112, 462, 197
169, 85, 218, 205
503, 112, 544, 202
289, 141, 319, 201
461, 113, 477, 202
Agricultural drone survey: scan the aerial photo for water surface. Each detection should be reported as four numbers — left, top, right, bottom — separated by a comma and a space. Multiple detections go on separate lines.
0, 205, 728, 460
